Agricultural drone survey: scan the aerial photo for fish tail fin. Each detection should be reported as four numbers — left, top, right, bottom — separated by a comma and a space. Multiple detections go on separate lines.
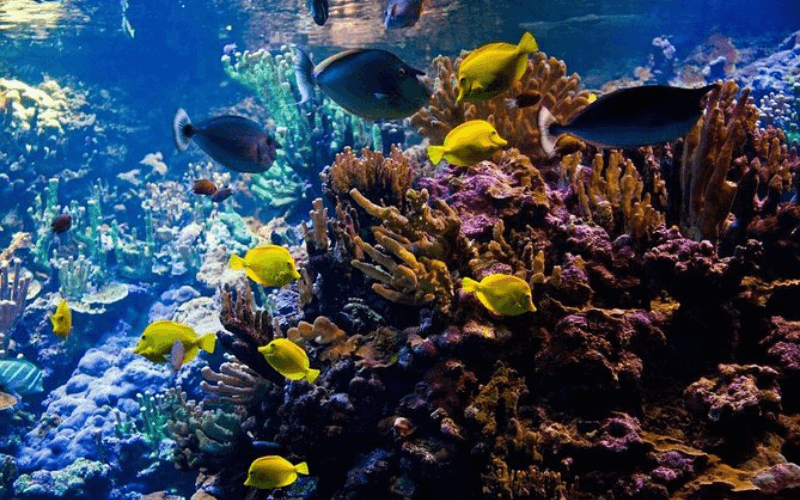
198, 333, 216, 354
295, 462, 310, 476
306, 368, 320, 383
461, 277, 480, 293
427, 145, 445, 165
538, 106, 560, 157
294, 47, 315, 105
229, 254, 246, 271
518, 31, 539, 54
173, 108, 194, 151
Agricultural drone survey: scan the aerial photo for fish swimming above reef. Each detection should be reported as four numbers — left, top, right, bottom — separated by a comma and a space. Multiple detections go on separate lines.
230, 244, 301, 287
538, 84, 719, 156
294, 48, 430, 120
384, 0, 425, 29
462, 274, 536, 316
49, 298, 71, 340
172, 108, 280, 174
0, 359, 44, 396
210, 187, 233, 203
258, 338, 320, 383
134, 320, 216, 364
309, 0, 329, 26
51, 214, 72, 234
245, 455, 309, 489
457, 32, 539, 102
192, 179, 217, 196
428, 120, 508, 166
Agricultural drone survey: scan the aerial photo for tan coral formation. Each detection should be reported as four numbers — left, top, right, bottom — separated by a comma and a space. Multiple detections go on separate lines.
324, 144, 413, 210
411, 53, 594, 161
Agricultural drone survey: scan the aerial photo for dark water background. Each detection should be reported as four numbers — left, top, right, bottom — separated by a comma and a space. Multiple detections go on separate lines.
1, 0, 798, 168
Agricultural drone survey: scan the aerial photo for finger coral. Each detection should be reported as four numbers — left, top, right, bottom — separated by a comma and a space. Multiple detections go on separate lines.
411, 53, 594, 161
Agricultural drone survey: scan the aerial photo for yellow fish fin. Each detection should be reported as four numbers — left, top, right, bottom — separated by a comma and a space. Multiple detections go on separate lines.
198, 333, 216, 354
230, 254, 246, 270
295, 462, 309, 475
517, 31, 539, 54
305, 368, 320, 383
182, 345, 200, 364
461, 277, 480, 293
474, 291, 501, 315
427, 145, 446, 165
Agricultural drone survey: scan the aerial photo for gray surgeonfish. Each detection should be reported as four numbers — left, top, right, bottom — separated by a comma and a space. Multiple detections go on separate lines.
310, 0, 329, 26
384, 0, 425, 29
173, 109, 280, 174
538, 84, 719, 156
294, 48, 431, 120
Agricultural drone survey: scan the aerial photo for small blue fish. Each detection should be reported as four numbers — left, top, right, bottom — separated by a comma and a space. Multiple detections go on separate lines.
310, 0, 329, 26
0, 359, 44, 396
384, 0, 425, 29
538, 84, 718, 156
294, 48, 430, 120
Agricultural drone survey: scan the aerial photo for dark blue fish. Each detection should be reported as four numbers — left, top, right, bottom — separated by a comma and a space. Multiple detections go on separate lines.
538, 84, 719, 156
173, 109, 280, 174
310, 0, 329, 26
294, 48, 430, 120
0, 359, 44, 396
384, 0, 425, 29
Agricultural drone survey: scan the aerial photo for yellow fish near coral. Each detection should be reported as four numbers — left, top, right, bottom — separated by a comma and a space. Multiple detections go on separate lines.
258, 338, 320, 383
462, 274, 536, 316
457, 31, 539, 102
245, 455, 309, 489
428, 120, 508, 166
230, 245, 301, 287
133, 320, 215, 364
49, 299, 72, 340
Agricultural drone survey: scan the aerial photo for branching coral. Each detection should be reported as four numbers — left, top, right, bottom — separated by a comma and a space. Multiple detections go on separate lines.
349, 188, 458, 312
411, 53, 593, 161
200, 360, 268, 406
562, 150, 665, 240
0, 260, 30, 357
323, 144, 414, 211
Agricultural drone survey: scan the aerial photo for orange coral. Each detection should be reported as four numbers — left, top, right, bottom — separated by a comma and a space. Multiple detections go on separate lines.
411, 53, 593, 162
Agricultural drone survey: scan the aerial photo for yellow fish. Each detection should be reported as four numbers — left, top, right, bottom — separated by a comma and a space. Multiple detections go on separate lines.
258, 338, 320, 383
244, 455, 309, 489
461, 274, 536, 316
133, 320, 215, 364
49, 299, 72, 340
457, 32, 539, 102
230, 245, 301, 287
427, 120, 508, 166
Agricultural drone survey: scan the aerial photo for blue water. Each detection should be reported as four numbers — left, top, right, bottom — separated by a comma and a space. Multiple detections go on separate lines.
0, 0, 799, 499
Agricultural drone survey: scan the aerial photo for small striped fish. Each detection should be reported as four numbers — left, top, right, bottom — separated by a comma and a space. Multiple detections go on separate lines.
0, 359, 44, 396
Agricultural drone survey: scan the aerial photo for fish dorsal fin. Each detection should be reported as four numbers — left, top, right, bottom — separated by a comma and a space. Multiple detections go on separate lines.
315, 49, 369, 75
462, 42, 514, 66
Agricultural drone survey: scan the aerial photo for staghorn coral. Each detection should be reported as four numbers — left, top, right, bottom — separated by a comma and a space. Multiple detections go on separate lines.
200, 359, 268, 406
0, 260, 30, 358
323, 145, 414, 211
411, 53, 593, 161
562, 150, 665, 240
349, 188, 457, 312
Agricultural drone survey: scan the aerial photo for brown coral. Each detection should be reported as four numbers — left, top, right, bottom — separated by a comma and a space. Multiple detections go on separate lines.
411, 53, 593, 162
323, 144, 413, 211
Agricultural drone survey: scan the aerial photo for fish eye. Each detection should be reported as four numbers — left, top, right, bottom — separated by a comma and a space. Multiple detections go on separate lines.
399, 67, 407, 77
459, 78, 466, 86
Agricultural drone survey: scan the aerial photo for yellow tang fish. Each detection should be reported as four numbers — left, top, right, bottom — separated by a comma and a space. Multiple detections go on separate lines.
258, 338, 320, 383
230, 245, 301, 288
457, 32, 539, 102
462, 274, 536, 316
245, 455, 309, 489
133, 320, 215, 364
428, 120, 508, 166
49, 299, 72, 340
